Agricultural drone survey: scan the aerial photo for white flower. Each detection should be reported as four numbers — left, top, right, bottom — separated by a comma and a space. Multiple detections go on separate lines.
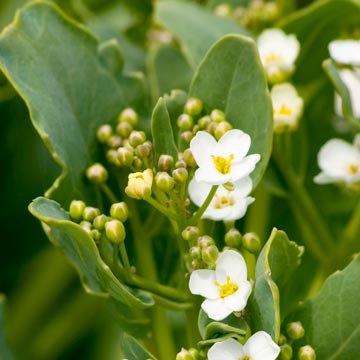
189, 250, 252, 321
257, 28, 300, 84
188, 177, 254, 221
189, 129, 260, 186
329, 39, 360, 66
207, 332, 280, 360
314, 137, 360, 187
271, 82, 303, 132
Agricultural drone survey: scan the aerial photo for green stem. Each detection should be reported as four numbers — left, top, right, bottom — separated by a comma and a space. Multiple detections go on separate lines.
145, 196, 177, 221
100, 183, 119, 203
118, 243, 131, 279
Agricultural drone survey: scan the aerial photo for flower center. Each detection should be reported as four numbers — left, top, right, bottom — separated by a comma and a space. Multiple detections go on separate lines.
214, 193, 234, 209
214, 275, 238, 298
264, 52, 284, 64
274, 104, 293, 116
238, 356, 250, 360
348, 163, 360, 175
211, 154, 234, 174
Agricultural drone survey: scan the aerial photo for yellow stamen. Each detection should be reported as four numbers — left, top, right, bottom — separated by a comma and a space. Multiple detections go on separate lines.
264, 52, 284, 64
274, 104, 293, 116
213, 193, 234, 209
214, 275, 239, 298
349, 163, 359, 175
211, 154, 234, 174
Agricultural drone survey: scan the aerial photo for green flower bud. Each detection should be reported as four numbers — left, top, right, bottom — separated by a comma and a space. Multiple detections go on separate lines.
242, 232, 261, 254
198, 115, 211, 129
172, 167, 188, 183
136, 141, 153, 159
90, 229, 101, 241
80, 220, 92, 233
286, 321, 305, 340
133, 156, 144, 171
214, 3, 233, 17
118, 108, 139, 127
129, 130, 146, 147
175, 159, 187, 169
105, 219, 126, 244
298, 345, 316, 360
214, 121, 233, 140
177, 113, 194, 131
206, 121, 218, 135
93, 214, 109, 231
155, 172, 176, 192
97, 124, 113, 144
202, 245, 219, 265
107, 135, 122, 148
183, 149, 197, 168
176, 348, 194, 360
181, 131, 193, 144
117, 147, 134, 167
225, 228, 242, 248
69, 200, 86, 222
83, 207, 101, 222
210, 109, 226, 123
86, 163, 108, 184
184, 97, 203, 116
189, 246, 201, 259
116, 121, 132, 138
278, 333, 287, 346
158, 154, 174, 172
198, 235, 215, 248
278, 344, 293, 360
106, 149, 120, 165
188, 348, 200, 360
182, 226, 200, 241
110, 202, 129, 222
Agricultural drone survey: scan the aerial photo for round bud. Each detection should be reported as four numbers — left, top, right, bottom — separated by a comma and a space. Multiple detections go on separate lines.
225, 228, 242, 248
188, 348, 200, 359
242, 232, 261, 254
278, 334, 287, 346
189, 246, 201, 260
80, 220, 92, 234
132, 156, 144, 171
117, 147, 134, 167
182, 226, 200, 242
278, 344, 293, 360
155, 172, 176, 192
110, 202, 129, 222
93, 214, 109, 231
198, 235, 215, 248
83, 207, 101, 222
118, 108, 139, 127
176, 348, 193, 360
210, 109, 226, 123
175, 159, 187, 169
106, 149, 120, 165
202, 245, 219, 265
184, 97, 203, 116
69, 200, 86, 222
206, 121, 218, 135
86, 163, 108, 184
135, 141, 153, 159
107, 135, 122, 149
183, 149, 197, 168
298, 345, 316, 360
286, 321, 305, 340
198, 115, 211, 129
181, 131, 193, 144
214, 121, 233, 140
90, 229, 101, 241
158, 154, 174, 172
105, 220, 126, 244
172, 168, 188, 183
129, 130, 146, 147
116, 121, 132, 138
96, 124, 113, 144
177, 113, 194, 131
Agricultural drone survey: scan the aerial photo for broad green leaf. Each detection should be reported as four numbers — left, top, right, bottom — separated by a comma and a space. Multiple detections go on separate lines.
29, 197, 154, 310
119, 332, 157, 360
249, 228, 303, 341
155, 1, 250, 68
286, 255, 360, 360
190, 35, 273, 187
0, 1, 146, 206
0, 296, 14, 360
207, 0, 249, 10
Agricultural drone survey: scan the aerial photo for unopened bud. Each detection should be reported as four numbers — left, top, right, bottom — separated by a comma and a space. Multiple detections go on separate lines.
176, 159, 187, 169
155, 172, 176, 192
278, 334, 287, 346
158, 154, 174, 172
97, 124, 113, 143
83, 207, 101, 222
105, 219, 126, 244
206, 121, 218, 135
110, 202, 129, 222
125, 169, 153, 199
185, 97, 203, 116
225, 228, 242, 247
286, 321, 305, 340
177, 113, 194, 131
181, 131, 193, 144
198, 115, 211, 129
116, 121, 132, 138
278, 344, 293, 360
202, 245, 219, 265
298, 345, 316, 360
183, 149, 197, 168
90, 229, 101, 241
214, 4, 233, 17
182, 226, 200, 241
210, 109, 226, 123
93, 214, 109, 231
133, 156, 144, 171
214, 121, 233, 140
242, 232, 261, 254
117, 147, 134, 167
188, 348, 200, 359
189, 246, 201, 259
176, 347, 193, 360
107, 135, 122, 148
136, 141, 153, 159
106, 149, 120, 165
69, 200, 86, 222
129, 130, 146, 147
80, 220, 92, 234
118, 108, 139, 127
172, 167, 188, 183
198, 235, 215, 248
86, 163, 108, 184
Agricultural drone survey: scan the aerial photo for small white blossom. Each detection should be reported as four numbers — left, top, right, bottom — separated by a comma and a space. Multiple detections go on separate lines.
189, 250, 252, 321
189, 129, 260, 186
188, 177, 254, 221
314, 137, 360, 188
257, 28, 300, 83
271, 83, 303, 132
207, 332, 280, 360
329, 39, 360, 66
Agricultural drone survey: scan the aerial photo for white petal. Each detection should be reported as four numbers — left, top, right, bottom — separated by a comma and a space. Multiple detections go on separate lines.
223, 280, 252, 311
190, 131, 217, 168
216, 250, 248, 283
230, 154, 261, 182
232, 176, 253, 197
201, 298, 232, 321
202, 206, 233, 221
217, 129, 251, 161
244, 331, 280, 360
224, 196, 254, 221
188, 178, 212, 207
339, 69, 360, 118
207, 339, 245, 360
195, 167, 232, 185
189, 270, 219, 299
313, 172, 338, 184
329, 40, 360, 66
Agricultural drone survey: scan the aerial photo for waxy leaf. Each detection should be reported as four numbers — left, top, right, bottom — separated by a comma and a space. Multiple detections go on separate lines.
29, 197, 154, 310
120, 332, 157, 360
0, 296, 14, 360
190, 35, 273, 187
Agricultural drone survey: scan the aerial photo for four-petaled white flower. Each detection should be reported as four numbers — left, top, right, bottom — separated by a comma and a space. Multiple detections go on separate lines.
207, 332, 280, 360
257, 28, 300, 84
271, 82, 303, 132
189, 250, 252, 321
189, 129, 260, 186
188, 176, 254, 221
329, 39, 360, 66
314, 137, 360, 188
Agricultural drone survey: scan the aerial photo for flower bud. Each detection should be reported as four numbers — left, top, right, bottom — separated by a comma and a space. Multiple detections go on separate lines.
90, 229, 101, 241
158, 154, 174, 172
93, 214, 109, 231
118, 108, 139, 127
183, 149, 197, 168
175, 159, 187, 169
106, 149, 120, 165
206, 121, 218, 135
278, 333, 287, 346
97, 124, 113, 144
198, 235, 215, 248
105, 219, 126, 244
198, 115, 211, 129
110, 202, 129, 222
298, 345, 316, 360
136, 141, 153, 159
225, 228, 242, 248
107, 135, 122, 148
184, 97, 203, 116
214, 121, 233, 140
177, 113, 194, 131
214, 4, 233, 17
155, 172, 176, 192
189, 246, 201, 259
181, 131, 193, 144
116, 121, 132, 138
278, 344, 293, 360
129, 130, 146, 147
117, 147, 134, 167
182, 226, 200, 242
201, 245, 219, 265
242, 232, 261, 254
172, 167, 188, 183
86, 163, 108, 184
210, 109, 226, 123
69, 200, 86, 222
83, 207, 101, 222
125, 169, 153, 199
133, 156, 144, 171
286, 321, 305, 340
176, 348, 194, 360
188, 348, 200, 359
80, 220, 92, 234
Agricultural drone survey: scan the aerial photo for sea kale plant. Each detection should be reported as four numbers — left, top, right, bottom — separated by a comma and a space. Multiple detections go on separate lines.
1, 0, 360, 359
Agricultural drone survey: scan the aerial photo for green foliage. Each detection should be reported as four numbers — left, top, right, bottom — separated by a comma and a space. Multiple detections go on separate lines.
119, 332, 157, 360
0, 296, 14, 360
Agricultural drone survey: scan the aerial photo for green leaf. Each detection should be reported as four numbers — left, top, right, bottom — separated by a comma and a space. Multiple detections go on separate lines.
207, 0, 250, 10
28, 197, 154, 310
249, 228, 303, 341
119, 332, 157, 360
190, 34, 273, 187
286, 255, 360, 360
155, 1, 250, 68
0, 296, 14, 360
0, 1, 146, 206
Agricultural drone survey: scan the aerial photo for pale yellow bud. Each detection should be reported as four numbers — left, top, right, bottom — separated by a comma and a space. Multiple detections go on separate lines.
125, 169, 153, 199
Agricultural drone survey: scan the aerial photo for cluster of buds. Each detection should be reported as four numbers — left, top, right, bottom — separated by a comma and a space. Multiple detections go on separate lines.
176, 347, 202, 360
224, 229, 262, 254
